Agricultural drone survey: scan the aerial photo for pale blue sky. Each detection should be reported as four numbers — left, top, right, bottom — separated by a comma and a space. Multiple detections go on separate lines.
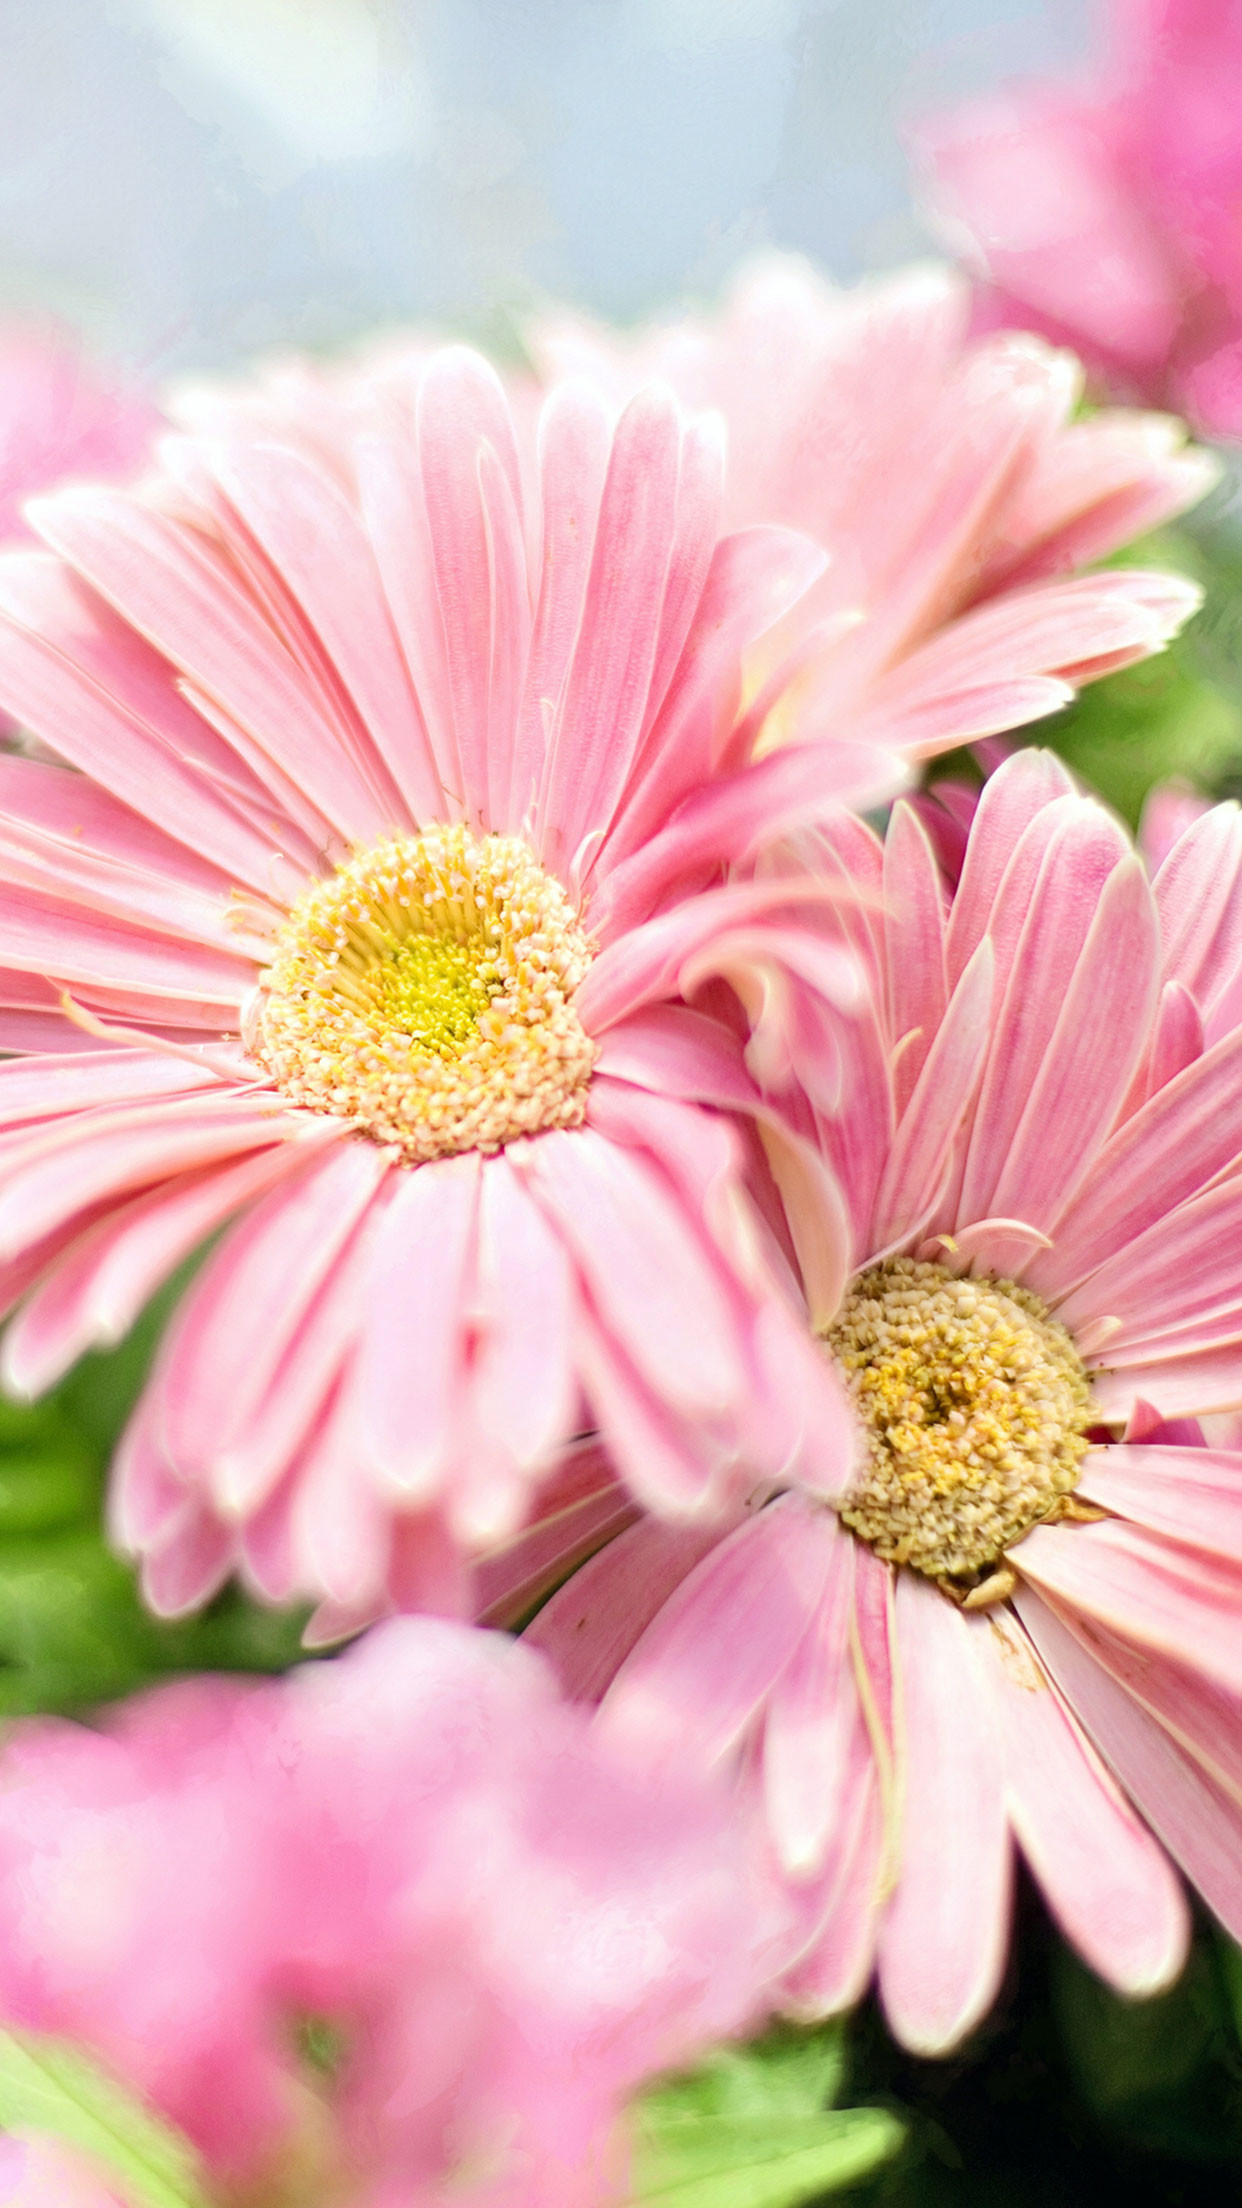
0, 0, 1088, 371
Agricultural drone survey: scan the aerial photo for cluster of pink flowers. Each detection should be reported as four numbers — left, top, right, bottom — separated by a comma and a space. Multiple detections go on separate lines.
917, 0, 1242, 441
0, 247, 1241, 2201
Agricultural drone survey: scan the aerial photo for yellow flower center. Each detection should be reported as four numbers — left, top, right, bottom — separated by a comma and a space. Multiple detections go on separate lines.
254, 825, 596, 1163
825, 1257, 1093, 1584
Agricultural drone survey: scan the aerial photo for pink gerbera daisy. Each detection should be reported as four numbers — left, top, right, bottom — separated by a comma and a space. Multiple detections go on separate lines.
530, 254, 1210, 759
528, 748, 1242, 2054
0, 344, 881, 1635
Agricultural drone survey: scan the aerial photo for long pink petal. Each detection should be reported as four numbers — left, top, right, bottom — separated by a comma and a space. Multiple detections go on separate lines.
522, 1513, 735, 1702
877, 1575, 1011, 2055
0, 1094, 294, 1260
761, 1521, 859, 1874
979, 1605, 1189, 1994
1018, 1516, 1242, 1692
943, 748, 1075, 987
1018, 1585, 1242, 1942
602, 1494, 836, 1767
519, 1126, 745, 1424
0, 1140, 320, 1398
540, 387, 682, 870
870, 937, 994, 1252
355, 1152, 480, 1503
29, 486, 391, 845
156, 1139, 390, 1486
1080, 1444, 1242, 1566
470, 1155, 575, 1477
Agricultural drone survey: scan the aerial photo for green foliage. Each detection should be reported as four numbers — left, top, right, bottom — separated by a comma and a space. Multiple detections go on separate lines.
628, 2024, 903, 2207
1050, 1938, 1242, 2163
0, 2025, 210, 2207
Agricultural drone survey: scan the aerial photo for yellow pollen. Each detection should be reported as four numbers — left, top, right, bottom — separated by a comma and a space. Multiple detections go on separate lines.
824, 1257, 1093, 1586
253, 825, 597, 1163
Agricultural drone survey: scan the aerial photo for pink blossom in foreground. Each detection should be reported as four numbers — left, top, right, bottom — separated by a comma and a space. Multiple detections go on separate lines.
0, 330, 159, 544
0, 2139, 122, 2208
0, 1617, 788, 2207
528, 749, 1242, 2053
0, 342, 891, 1636
529, 252, 1209, 755
915, 2, 1242, 442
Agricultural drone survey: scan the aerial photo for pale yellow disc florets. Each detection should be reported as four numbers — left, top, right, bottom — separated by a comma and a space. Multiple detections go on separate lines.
825, 1257, 1093, 1583
253, 825, 597, 1163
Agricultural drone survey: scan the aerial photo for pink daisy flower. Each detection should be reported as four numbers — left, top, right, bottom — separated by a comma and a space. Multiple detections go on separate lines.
528, 748, 1242, 2054
914, 1, 1242, 444
0, 343, 883, 1636
528, 253, 1210, 759
0, 1617, 787, 2207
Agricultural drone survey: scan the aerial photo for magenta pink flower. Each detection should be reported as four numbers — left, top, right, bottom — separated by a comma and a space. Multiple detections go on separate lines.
0, 329, 159, 544
528, 749, 1242, 2053
916, 2, 1242, 442
0, 343, 882, 1635
0, 1617, 788, 2208
529, 253, 1209, 755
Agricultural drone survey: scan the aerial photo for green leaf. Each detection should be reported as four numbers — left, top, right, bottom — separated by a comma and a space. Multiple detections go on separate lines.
628, 2106, 904, 2207
0, 2026, 210, 2208
641, 2026, 848, 2127
627, 2024, 903, 2207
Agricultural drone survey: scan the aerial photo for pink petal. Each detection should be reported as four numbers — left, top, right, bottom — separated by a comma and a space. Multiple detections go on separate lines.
355, 1153, 480, 1503
761, 1522, 860, 1874
877, 1575, 1011, 2055
470, 1155, 575, 1479
943, 748, 1075, 987
511, 382, 611, 835
0, 1094, 293, 1260
522, 1512, 735, 1702
29, 486, 391, 846
1018, 1586, 1242, 1943
602, 1494, 836, 1767
1031, 1022, 1242, 1302
520, 1126, 745, 1424
539, 386, 683, 870
0, 555, 311, 892
211, 438, 435, 825
1080, 1443, 1242, 1567
1018, 1516, 1242, 1693
0, 1140, 319, 1398
883, 800, 947, 1113
870, 936, 994, 1252
956, 801, 1138, 1229
978, 1605, 1189, 1995
156, 1140, 390, 1490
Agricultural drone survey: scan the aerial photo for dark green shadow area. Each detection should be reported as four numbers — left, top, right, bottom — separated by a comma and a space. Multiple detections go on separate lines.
842, 1884, 1242, 2208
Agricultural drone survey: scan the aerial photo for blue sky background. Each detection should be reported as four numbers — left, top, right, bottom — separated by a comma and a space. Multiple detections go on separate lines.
0, 0, 1086, 372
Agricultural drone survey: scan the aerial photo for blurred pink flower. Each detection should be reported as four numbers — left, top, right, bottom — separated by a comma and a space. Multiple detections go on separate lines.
0, 330, 159, 543
915, 2, 1242, 442
0, 2139, 122, 2207
529, 253, 1210, 753
527, 749, 1242, 2053
0, 1617, 788, 2207
0, 341, 885, 1635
